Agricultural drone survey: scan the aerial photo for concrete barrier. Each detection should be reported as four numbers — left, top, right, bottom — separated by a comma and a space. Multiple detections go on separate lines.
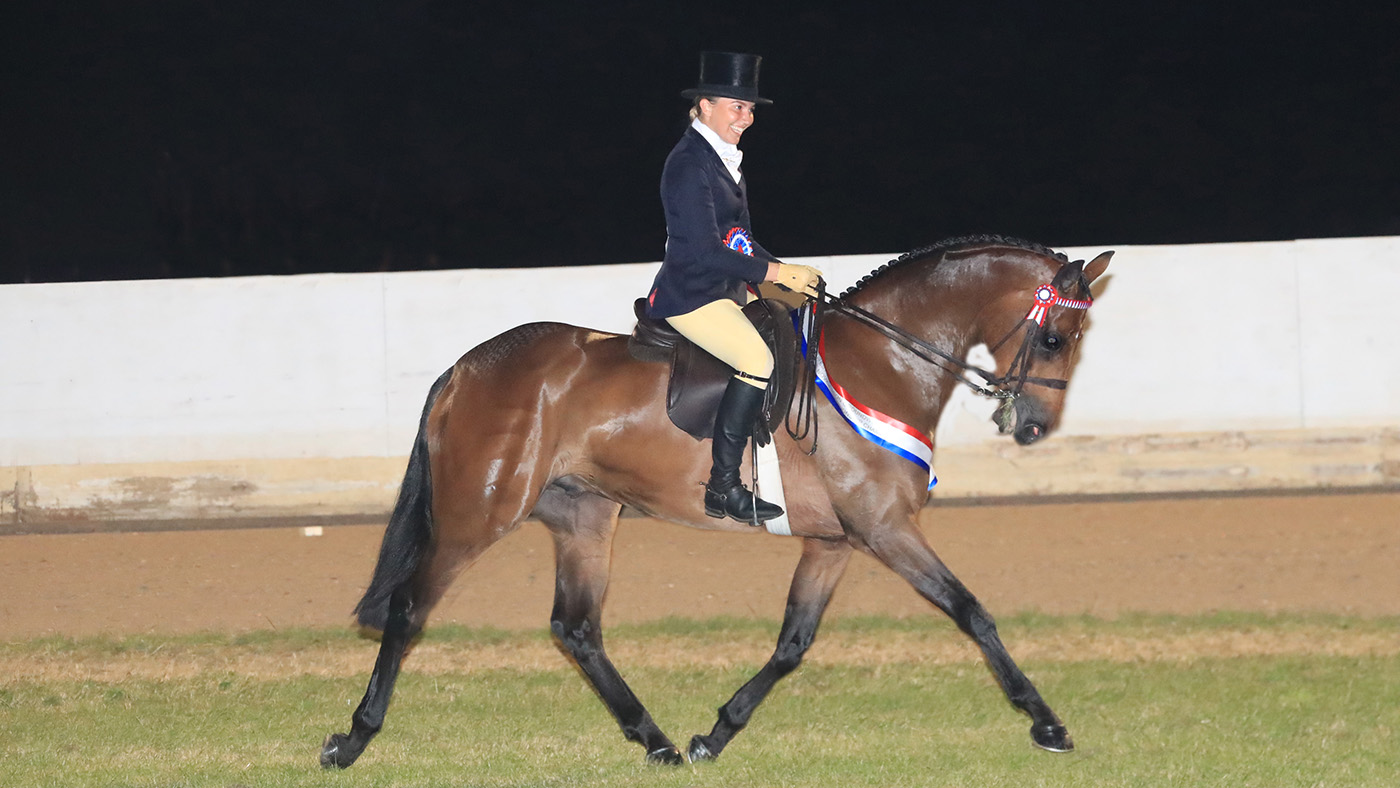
3, 237, 1397, 530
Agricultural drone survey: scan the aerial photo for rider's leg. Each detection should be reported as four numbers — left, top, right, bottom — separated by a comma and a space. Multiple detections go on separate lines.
665, 300, 781, 524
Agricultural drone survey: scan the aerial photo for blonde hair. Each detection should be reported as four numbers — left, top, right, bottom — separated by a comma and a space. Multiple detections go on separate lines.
688, 96, 714, 122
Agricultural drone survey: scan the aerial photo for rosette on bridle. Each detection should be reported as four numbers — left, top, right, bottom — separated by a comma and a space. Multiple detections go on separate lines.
1024, 284, 1092, 327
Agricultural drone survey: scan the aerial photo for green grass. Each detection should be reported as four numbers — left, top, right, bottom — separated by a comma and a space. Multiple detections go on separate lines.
1, 614, 1397, 787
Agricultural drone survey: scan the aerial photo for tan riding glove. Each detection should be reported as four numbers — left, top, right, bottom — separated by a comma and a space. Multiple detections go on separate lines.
773, 263, 823, 299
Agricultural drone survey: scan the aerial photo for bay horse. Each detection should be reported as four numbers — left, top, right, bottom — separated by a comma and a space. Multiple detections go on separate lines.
321, 235, 1112, 768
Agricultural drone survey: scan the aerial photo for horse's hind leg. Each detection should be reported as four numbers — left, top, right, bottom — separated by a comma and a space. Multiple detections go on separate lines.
863, 523, 1073, 752
688, 537, 853, 762
321, 584, 421, 768
321, 511, 517, 769
535, 481, 684, 765
323, 404, 540, 767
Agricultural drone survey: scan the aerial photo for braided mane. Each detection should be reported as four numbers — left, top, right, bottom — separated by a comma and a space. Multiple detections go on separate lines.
838, 234, 1069, 299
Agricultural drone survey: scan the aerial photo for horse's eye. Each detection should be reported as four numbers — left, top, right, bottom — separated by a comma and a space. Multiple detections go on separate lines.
1040, 332, 1063, 352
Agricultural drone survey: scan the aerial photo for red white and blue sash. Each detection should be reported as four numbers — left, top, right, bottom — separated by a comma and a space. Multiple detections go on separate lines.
796, 309, 937, 490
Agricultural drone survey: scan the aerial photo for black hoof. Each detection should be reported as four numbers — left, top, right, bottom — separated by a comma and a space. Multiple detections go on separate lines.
687, 735, 718, 762
320, 733, 359, 769
1030, 722, 1074, 753
645, 745, 685, 766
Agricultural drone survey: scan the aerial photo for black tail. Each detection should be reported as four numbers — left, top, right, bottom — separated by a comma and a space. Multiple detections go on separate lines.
353, 368, 454, 631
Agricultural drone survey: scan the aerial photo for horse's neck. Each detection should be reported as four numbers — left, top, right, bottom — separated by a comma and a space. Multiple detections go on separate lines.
852, 260, 992, 351
828, 273, 986, 437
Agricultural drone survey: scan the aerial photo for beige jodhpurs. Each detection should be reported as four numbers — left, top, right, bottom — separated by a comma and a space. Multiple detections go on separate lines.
665, 299, 773, 389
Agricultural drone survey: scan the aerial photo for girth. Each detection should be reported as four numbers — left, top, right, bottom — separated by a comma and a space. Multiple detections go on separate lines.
628, 298, 798, 443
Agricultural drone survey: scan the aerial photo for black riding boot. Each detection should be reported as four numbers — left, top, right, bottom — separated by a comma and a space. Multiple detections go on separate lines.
704, 377, 784, 525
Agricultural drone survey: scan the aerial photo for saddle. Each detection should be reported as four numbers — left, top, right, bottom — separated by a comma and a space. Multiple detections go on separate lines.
628, 297, 799, 444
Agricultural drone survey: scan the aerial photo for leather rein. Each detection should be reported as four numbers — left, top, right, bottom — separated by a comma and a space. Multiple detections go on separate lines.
784, 275, 1093, 448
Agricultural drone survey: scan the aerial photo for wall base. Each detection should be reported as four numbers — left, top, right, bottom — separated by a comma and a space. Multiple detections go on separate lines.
4, 428, 1396, 534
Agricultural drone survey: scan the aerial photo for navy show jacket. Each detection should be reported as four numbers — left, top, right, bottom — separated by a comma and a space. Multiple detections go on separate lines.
646, 127, 777, 319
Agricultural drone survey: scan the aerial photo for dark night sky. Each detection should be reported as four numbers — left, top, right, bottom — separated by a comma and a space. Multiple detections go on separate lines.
4, 2, 1397, 284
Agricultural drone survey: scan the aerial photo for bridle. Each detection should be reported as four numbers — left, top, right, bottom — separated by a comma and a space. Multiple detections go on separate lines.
785, 266, 1093, 447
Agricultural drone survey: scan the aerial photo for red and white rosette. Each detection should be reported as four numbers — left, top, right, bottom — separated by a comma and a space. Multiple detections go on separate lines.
1024, 283, 1092, 326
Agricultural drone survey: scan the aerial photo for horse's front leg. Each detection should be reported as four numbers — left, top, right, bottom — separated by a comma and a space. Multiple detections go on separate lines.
689, 537, 853, 762
860, 522, 1073, 752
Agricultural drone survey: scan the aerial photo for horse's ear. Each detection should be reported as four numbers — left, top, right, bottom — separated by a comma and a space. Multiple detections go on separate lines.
1051, 260, 1084, 290
1083, 251, 1113, 283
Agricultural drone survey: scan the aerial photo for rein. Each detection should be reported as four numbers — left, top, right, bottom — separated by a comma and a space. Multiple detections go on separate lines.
783, 275, 1092, 450
823, 279, 1090, 394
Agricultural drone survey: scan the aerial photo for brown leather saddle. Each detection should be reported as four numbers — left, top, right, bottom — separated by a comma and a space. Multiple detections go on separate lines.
628, 298, 799, 444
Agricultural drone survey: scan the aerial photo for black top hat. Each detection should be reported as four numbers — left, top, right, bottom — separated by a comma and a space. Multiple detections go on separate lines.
680, 51, 773, 105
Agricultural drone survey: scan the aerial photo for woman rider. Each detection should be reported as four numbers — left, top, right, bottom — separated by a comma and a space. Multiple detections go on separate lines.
645, 51, 822, 525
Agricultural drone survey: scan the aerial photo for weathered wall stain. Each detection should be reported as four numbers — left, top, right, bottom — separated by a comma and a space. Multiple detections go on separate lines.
4, 428, 1397, 533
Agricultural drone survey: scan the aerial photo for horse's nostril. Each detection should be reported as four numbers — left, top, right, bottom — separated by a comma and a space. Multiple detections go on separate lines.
1015, 423, 1044, 445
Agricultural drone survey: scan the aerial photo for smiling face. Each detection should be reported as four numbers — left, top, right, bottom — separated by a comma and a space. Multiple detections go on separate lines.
698, 97, 756, 145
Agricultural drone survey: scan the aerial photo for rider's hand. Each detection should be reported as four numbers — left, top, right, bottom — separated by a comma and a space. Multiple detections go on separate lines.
773, 263, 823, 299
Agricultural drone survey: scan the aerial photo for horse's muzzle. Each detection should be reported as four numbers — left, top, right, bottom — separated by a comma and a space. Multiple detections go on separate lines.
995, 395, 1050, 445
1014, 422, 1045, 445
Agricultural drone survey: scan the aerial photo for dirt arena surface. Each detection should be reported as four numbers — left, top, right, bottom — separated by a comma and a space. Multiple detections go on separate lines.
2, 491, 1397, 640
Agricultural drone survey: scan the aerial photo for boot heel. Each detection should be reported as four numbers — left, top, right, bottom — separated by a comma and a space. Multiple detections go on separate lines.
703, 486, 726, 518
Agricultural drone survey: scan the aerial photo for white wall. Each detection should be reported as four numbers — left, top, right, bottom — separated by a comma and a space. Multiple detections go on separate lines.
3, 237, 1397, 468
937, 237, 1400, 443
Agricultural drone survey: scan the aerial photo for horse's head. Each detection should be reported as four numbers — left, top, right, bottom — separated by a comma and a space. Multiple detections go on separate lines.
981, 250, 1112, 445
822, 237, 1112, 454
